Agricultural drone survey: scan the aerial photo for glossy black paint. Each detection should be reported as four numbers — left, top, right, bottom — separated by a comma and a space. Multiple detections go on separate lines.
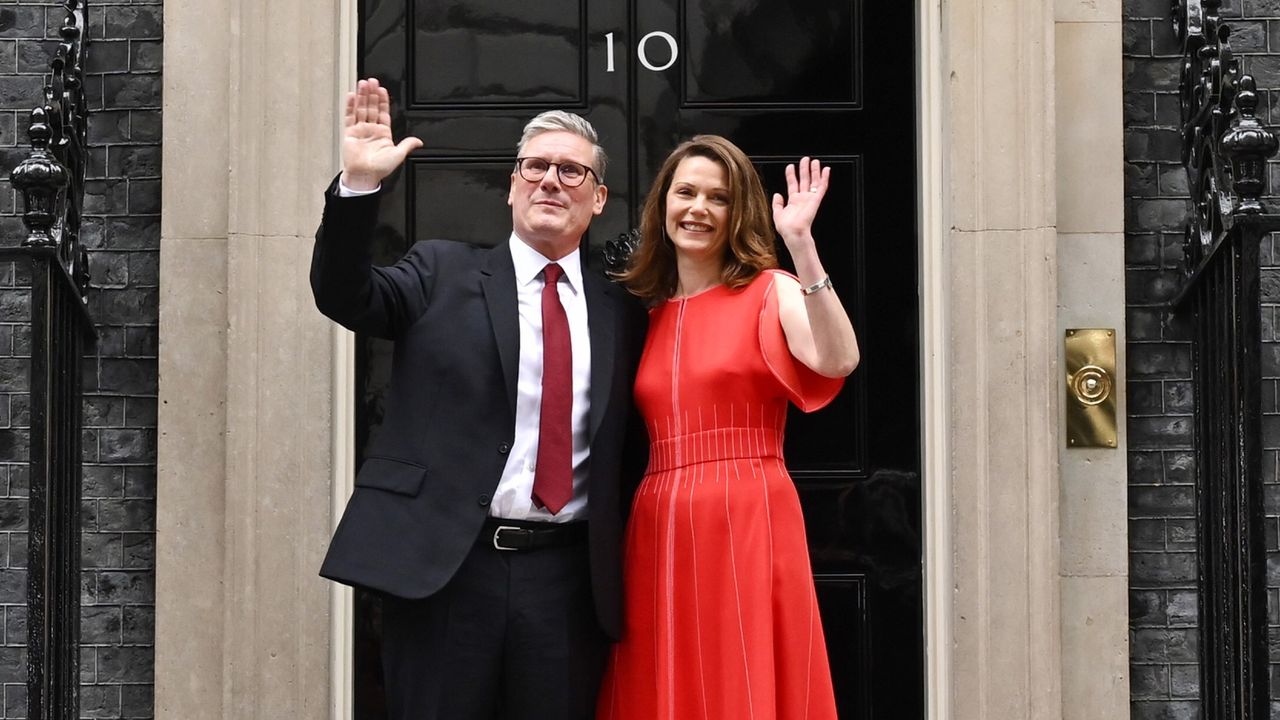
356, 0, 920, 717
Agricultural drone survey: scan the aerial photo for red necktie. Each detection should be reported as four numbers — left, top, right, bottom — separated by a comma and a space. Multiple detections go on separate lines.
532, 263, 573, 514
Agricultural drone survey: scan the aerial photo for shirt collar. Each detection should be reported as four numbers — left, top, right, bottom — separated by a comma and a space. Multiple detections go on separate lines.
508, 232, 583, 295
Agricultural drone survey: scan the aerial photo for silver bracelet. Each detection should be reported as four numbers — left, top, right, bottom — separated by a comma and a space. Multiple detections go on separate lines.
800, 275, 833, 296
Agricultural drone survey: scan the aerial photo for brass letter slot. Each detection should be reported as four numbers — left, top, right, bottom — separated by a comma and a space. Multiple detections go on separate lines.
1065, 328, 1117, 448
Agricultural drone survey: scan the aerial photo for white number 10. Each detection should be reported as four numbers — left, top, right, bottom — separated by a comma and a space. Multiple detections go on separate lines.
605, 31, 679, 73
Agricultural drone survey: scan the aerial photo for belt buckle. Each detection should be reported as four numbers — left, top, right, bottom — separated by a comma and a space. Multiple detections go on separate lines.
492, 525, 523, 551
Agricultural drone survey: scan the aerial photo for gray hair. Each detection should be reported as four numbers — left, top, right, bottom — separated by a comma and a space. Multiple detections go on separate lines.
516, 110, 608, 182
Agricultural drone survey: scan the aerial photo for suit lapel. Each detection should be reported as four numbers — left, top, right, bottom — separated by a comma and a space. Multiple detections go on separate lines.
480, 245, 519, 418
483, 242, 619, 438
584, 271, 617, 443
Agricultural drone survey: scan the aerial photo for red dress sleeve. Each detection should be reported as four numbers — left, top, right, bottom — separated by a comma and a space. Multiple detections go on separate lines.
757, 270, 844, 412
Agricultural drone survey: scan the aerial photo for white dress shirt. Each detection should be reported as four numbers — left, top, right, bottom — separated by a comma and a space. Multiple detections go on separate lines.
336, 178, 593, 521
493, 235, 592, 521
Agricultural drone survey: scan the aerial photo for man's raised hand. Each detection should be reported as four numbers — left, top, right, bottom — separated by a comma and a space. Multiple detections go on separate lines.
340, 78, 424, 191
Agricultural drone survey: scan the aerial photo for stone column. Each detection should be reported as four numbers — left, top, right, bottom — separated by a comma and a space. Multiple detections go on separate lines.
944, 0, 1063, 717
155, 0, 347, 717
1054, 0, 1131, 717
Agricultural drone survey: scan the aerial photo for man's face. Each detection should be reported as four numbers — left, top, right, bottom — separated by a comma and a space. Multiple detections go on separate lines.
508, 131, 607, 260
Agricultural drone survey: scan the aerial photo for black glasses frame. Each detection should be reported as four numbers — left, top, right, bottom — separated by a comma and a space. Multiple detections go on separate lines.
515, 157, 600, 187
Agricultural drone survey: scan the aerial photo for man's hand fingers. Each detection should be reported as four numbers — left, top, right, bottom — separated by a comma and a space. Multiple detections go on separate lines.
366, 78, 382, 126
397, 136, 424, 157
342, 79, 415, 187
378, 86, 392, 128
354, 80, 370, 125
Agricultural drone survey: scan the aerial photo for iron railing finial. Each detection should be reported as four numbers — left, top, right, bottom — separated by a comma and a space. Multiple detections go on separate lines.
1221, 76, 1277, 214
9, 108, 68, 249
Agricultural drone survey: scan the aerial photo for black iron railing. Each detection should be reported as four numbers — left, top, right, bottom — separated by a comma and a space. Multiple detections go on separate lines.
1170, 1, 1279, 717
1, 2, 94, 719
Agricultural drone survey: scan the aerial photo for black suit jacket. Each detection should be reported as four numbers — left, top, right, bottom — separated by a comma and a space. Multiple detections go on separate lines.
310, 182, 647, 639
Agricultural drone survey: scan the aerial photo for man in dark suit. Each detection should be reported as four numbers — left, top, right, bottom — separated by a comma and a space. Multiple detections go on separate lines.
311, 78, 647, 720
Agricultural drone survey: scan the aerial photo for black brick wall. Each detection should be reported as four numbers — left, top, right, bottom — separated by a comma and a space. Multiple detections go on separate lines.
1125, 0, 1280, 717
1124, 0, 1200, 710
0, 0, 158, 718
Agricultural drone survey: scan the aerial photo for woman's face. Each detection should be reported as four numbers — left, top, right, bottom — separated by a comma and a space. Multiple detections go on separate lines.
664, 155, 731, 263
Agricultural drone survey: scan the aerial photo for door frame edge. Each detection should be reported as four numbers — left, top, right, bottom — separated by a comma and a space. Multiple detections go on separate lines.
330, 1, 360, 718
917, 0, 952, 718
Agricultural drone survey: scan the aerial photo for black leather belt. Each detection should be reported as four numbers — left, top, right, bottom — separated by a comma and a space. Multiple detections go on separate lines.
484, 518, 587, 552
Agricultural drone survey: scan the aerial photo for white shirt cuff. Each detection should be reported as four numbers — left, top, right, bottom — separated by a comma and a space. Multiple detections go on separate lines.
337, 178, 381, 197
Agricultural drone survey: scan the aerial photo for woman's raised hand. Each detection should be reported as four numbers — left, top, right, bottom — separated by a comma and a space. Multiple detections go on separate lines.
340, 78, 424, 191
770, 157, 830, 250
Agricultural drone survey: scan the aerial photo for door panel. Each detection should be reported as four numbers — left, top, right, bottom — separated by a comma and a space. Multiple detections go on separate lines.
355, 0, 921, 717
681, 2, 860, 106
410, 0, 587, 106
406, 161, 514, 245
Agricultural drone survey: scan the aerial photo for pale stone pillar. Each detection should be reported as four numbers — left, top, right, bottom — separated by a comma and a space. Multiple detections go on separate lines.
155, 0, 348, 717
944, 0, 1063, 718
1054, 0, 1131, 717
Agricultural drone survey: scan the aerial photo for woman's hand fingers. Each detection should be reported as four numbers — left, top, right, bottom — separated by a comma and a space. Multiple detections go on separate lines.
783, 158, 829, 198
772, 157, 830, 245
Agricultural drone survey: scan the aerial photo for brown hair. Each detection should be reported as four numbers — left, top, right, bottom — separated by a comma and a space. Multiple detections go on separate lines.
617, 135, 778, 302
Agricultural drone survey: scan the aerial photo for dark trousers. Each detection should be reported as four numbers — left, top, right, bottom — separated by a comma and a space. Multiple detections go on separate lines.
379, 527, 606, 720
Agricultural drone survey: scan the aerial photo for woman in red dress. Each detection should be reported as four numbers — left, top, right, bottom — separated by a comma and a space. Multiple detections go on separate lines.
598, 135, 859, 720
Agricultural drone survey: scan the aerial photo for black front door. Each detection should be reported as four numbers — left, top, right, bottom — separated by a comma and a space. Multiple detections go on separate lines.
354, 0, 921, 717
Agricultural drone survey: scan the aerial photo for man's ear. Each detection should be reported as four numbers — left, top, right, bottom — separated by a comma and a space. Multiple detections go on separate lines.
593, 184, 608, 215
508, 172, 517, 207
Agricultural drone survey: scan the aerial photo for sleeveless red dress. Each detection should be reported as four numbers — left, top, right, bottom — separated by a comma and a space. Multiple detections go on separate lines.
598, 270, 842, 720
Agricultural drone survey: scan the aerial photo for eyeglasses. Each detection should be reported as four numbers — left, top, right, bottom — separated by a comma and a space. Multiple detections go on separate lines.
515, 157, 600, 187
